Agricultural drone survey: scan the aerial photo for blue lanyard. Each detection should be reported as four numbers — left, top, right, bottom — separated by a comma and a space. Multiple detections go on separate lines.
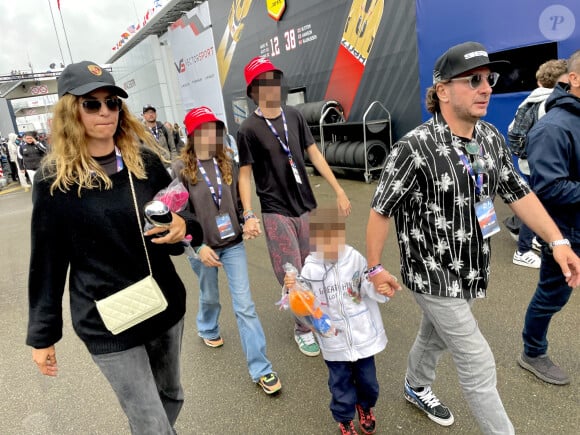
256, 107, 291, 158
150, 125, 160, 142
197, 158, 222, 209
454, 146, 483, 195
115, 146, 124, 172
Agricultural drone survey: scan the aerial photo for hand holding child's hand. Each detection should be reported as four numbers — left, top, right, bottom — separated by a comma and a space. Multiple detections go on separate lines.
370, 269, 402, 298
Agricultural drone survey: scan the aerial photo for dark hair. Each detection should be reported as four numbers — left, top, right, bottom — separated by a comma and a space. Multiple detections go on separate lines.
425, 86, 440, 114
24, 130, 37, 138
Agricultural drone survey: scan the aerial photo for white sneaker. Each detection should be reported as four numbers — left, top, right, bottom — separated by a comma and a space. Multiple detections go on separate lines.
532, 237, 542, 252
513, 250, 541, 269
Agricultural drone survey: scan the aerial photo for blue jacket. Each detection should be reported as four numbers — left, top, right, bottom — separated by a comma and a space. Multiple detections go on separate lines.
527, 83, 580, 231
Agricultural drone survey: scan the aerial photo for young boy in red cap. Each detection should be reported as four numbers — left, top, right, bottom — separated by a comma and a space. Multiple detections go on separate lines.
237, 56, 352, 357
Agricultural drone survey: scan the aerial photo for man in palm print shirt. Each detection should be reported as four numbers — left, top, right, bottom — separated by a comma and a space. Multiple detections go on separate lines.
365, 42, 580, 434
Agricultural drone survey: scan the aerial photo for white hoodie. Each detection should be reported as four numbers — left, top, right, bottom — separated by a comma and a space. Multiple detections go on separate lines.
300, 245, 388, 362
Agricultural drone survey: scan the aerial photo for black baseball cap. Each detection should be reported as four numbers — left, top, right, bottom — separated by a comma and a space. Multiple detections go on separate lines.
143, 104, 156, 113
57, 61, 128, 98
433, 42, 509, 84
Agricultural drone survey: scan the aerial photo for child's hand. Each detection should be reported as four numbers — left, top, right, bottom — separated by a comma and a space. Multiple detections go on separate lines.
283, 273, 296, 290
371, 269, 402, 298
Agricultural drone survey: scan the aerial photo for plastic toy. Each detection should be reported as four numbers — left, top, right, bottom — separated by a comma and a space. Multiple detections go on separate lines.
280, 263, 337, 337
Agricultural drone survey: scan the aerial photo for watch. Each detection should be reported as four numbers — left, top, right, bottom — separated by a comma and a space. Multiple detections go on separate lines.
549, 239, 571, 249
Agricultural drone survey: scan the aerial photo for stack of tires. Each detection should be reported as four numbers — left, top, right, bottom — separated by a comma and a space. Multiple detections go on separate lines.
294, 100, 344, 125
322, 139, 388, 169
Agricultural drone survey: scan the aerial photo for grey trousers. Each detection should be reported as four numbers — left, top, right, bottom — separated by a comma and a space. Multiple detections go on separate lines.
92, 318, 185, 435
406, 293, 514, 435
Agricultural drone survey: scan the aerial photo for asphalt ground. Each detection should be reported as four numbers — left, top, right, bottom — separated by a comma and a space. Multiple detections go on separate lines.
1, 173, 578, 435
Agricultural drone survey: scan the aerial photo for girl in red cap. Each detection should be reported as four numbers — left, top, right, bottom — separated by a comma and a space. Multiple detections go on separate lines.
173, 106, 281, 395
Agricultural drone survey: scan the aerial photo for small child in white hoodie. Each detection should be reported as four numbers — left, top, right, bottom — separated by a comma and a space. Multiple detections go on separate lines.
284, 206, 390, 435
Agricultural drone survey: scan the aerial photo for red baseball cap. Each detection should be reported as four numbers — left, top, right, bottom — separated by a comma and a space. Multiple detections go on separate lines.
244, 56, 283, 97
183, 106, 224, 136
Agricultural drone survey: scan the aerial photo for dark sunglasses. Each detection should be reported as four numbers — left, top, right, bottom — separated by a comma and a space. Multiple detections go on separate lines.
464, 141, 488, 174
81, 98, 122, 114
450, 72, 500, 89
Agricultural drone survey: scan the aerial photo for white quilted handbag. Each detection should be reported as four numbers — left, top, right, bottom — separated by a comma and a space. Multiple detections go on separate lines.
95, 171, 168, 335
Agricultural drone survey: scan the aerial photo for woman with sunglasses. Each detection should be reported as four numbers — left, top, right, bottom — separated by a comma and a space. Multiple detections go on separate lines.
26, 61, 202, 434
172, 106, 281, 395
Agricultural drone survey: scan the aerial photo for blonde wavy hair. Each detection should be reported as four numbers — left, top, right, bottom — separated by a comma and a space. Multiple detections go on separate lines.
179, 126, 233, 186
44, 94, 167, 196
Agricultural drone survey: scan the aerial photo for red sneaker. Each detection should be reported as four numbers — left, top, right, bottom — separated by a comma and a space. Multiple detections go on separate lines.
356, 404, 376, 434
338, 420, 358, 435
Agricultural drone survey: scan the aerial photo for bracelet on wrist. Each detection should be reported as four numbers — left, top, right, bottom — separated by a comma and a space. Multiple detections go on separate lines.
243, 212, 257, 222
549, 238, 571, 249
367, 264, 385, 278
195, 243, 206, 254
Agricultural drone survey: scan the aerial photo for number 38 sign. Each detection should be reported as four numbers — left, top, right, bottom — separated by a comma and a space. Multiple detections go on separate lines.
267, 0, 286, 21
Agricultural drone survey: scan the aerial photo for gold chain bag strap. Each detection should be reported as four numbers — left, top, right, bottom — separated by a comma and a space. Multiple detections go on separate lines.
95, 171, 168, 335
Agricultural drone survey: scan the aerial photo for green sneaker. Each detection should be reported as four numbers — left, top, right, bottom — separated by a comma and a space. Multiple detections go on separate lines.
294, 332, 320, 356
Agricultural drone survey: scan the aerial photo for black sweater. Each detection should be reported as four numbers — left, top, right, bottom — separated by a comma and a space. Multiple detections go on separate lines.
26, 148, 202, 355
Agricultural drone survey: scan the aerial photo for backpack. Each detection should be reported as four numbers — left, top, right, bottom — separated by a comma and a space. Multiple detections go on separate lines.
507, 101, 541, 159
156, 121, 170, 143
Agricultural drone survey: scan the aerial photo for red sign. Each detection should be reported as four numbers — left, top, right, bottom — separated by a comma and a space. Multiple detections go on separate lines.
30, 85, 49, 95
267, 0, 286, 21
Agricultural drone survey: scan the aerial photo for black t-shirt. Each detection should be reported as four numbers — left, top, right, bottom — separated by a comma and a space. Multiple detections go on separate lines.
94, 150, 117, 175
237, 106, 317, 217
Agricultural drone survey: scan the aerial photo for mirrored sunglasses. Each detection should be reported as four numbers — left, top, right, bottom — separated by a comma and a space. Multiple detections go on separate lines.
464, 141, 488, 174
451, 72, 500, 89
81, 98, 122, 114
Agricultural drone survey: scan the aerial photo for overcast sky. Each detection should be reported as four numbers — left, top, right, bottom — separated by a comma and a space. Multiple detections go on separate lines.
0, 0, 162, 74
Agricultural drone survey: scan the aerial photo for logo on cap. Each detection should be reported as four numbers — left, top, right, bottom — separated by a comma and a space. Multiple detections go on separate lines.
246, 56, 272, 71
191, 107, 213, 116
87, 65, 103, 76
464, 50, 488, 60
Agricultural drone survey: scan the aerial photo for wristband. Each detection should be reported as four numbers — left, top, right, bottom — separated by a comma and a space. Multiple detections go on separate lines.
195, 244, 206, 254
367, 264, 384, 278
243, 210, 257, 222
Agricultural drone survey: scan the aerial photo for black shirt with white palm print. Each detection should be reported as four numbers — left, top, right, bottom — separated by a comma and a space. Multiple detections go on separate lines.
372, 112, 530, 299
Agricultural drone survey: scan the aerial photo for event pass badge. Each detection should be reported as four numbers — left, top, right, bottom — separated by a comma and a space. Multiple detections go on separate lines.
474, 198, 500, 239
216, 214, 235, 239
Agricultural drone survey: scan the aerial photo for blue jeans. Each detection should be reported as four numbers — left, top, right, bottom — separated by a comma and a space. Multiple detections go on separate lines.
522, 233, 578, 357
516, 173, 536, 253
188, 241, 273, 381
325, 356, 379, 423
92, 318, 184, 435
517, 222, 535, 253
407, 293, 513, 435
